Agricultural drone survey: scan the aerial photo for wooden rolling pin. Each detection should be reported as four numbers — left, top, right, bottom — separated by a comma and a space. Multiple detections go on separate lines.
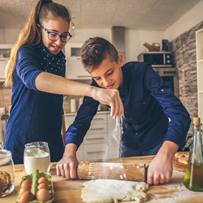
78, 161, 148, 182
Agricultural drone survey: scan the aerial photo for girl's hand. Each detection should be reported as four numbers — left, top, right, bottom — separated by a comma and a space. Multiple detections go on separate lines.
91, 87, 124, 118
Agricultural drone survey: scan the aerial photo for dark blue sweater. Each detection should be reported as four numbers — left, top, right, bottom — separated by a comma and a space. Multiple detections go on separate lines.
5, 43, 66, 164
65, 62, 191, 154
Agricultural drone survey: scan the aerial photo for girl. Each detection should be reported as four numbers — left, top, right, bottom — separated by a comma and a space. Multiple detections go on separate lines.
4, 0, 123, 164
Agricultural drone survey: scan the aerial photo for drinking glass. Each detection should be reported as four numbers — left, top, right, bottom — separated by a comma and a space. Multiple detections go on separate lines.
24, 141, 50, 174
0, 145, 15, 197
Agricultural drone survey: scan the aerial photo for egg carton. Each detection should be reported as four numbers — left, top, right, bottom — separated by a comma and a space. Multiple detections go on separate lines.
16, 170, 54, 203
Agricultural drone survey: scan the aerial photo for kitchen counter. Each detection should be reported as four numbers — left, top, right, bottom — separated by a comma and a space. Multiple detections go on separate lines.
1, 155, 203, 203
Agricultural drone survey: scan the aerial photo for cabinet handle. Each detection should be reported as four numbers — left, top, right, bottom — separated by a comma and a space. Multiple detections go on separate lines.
86, 137, 105, 141
94, 118, 105, 121
87, 151, 105, 154
89, 128, 105, 131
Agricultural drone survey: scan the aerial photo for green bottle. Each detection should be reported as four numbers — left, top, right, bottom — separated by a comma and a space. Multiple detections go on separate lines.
183, 117, 203, 191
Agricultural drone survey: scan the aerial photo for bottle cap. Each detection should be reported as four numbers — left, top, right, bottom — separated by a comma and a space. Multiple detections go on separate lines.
192, 117, 201, 126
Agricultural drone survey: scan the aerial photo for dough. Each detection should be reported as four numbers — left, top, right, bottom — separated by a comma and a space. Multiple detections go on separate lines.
175, 153, 189, 165
81, 179, 149, 203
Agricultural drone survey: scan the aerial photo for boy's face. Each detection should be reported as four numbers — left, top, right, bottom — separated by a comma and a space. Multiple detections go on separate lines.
90, 56, 124, 89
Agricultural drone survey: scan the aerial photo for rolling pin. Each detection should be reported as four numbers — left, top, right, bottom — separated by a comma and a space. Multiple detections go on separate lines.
78, 161, 148, 182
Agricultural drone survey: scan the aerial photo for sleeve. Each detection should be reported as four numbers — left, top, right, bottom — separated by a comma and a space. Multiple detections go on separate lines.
144, 64, 191, 148
16, 46, 42, 90
65, 81, 99, 147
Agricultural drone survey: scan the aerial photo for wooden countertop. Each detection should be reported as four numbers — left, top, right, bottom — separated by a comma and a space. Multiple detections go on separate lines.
1, 155, 203, 203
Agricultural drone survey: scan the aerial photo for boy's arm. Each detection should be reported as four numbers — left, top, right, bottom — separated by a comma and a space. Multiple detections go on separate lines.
144, 64, 191, 149
144, 64, 191, 185
56, 94, 99, 179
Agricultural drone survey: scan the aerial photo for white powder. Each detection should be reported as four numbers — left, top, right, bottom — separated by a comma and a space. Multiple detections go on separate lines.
112, 117, 124, 156
82, 179, 148, 203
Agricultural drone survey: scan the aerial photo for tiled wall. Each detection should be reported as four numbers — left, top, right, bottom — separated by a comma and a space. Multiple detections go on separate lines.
172, 21, 203, 117
172, 21, 203, 141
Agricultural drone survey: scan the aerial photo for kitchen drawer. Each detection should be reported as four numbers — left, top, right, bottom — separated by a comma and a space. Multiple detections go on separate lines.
76, 145, 84, 161
85, 132, 106, 144
91, 114, 107, 125
88, 122, 107, 135
83, 144, 108, 161
64, 115, 75, 129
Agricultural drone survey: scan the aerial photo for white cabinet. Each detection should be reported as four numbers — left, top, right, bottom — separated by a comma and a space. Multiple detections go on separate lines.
0, 44, 13, 81
65, 42, 91, 79
64, 112, 119, 161
196, 29, 203, 121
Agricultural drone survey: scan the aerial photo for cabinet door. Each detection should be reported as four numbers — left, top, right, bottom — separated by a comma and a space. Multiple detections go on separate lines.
0, 44, 13, 81
0, 60, 8, 81
76, 145, 84, 161
66, 61, 91, 79
64, 115, 75, 129
83, 144, 108, 161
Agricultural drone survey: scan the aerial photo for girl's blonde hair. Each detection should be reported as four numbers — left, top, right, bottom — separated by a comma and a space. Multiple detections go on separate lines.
4, 0, 71, 87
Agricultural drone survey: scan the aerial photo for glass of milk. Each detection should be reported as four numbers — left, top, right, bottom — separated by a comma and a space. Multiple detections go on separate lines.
24, 142, 50, 174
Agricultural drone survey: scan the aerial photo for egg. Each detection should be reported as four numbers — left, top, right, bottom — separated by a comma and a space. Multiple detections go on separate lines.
38, 177, 48, 185
38, 182, 49, 190
18, 191, 34, 203
36, 188, 51, 201
20, 179, 32, 190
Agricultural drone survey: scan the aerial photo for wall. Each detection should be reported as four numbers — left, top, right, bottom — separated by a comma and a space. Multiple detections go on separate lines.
164, 1, 203, 40
125, 29, 163, 61
0, 28, 21, 43
172, 21, 203, 118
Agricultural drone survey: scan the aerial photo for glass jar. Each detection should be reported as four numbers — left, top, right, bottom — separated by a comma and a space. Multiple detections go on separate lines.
0, 145, 15, 197
24, 141, 50, 174
183, 117, 203, 191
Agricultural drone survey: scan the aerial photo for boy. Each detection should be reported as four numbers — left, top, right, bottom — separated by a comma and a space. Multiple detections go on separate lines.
56, 37, 190, 185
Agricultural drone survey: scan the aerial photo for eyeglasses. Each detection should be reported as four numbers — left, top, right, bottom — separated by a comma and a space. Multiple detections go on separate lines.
40, 24, 72, 43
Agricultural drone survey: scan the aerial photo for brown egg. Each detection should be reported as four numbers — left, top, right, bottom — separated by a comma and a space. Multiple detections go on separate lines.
19, 187, 30, 195
38, 177, 48, 185
37, 182, 49, 190
36, 188, 51, 201
21, 179, 32, 190
18, 191, 34, 203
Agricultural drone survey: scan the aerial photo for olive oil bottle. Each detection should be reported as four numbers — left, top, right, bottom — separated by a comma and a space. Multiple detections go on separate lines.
183, 117, 203, 191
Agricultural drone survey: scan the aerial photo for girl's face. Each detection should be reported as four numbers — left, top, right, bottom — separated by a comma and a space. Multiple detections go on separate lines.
40, 14, 70, 55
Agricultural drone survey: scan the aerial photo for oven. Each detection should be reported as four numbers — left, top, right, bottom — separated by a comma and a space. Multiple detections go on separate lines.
153, 67, 179, 97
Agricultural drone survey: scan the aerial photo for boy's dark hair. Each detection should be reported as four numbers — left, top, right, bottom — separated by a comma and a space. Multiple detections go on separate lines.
80, 37, 119, 72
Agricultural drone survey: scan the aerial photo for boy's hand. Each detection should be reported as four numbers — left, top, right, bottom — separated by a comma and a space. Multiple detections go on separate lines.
147, 153, 173, 185
147, 141, 178, 185
56, 154, 78, 179
91, 87, 124, 117
56, 144, 78, 179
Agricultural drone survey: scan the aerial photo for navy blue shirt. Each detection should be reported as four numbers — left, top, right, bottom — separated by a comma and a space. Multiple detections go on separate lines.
5, 43, 66, 164
65, 62, 191, 155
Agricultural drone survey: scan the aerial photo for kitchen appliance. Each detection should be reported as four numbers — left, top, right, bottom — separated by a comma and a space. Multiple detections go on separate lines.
162, 39, 173, 52
153, 67, 179, 97
137, 52, 173, 67
65, 42, 82, 61
137, 51, 178, 97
